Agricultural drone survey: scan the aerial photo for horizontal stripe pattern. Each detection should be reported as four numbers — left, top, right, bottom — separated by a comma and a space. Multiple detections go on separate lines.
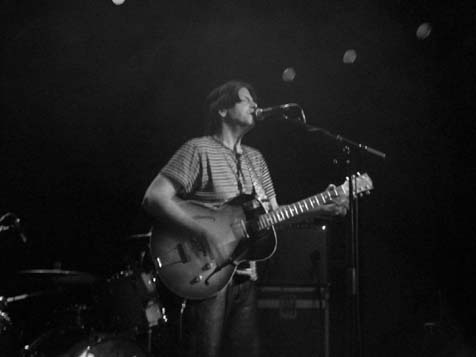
161, 136, 276, 206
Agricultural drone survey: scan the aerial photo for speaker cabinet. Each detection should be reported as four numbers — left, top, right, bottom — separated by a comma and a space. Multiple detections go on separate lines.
258, 222, 329, 286
258, 285, 329, 357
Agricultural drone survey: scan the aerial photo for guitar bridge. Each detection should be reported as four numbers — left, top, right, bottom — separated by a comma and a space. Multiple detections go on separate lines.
190, 275, 203, 285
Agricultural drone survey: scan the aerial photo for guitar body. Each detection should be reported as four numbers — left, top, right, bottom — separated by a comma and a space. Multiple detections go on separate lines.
149, 194, 277, 300
149, 173, 374, 300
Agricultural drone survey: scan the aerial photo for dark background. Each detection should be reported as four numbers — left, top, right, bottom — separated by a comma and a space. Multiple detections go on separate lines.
1, 0, 475, 355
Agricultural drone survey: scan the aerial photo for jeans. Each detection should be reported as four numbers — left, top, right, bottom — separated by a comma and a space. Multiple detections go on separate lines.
181, 277, 260, 357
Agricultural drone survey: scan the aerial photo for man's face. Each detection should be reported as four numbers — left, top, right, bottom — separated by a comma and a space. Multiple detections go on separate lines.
224, 87, 257, 128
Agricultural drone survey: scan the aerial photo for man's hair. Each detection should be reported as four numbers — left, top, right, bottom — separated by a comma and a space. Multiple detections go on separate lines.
204, 80, 257, 134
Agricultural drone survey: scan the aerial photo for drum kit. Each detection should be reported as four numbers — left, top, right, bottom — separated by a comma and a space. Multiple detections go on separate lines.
0, 216, 170, 357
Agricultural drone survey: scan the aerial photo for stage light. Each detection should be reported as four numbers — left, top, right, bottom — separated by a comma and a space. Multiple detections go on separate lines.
282, 67, 296, 82
416, 23, 432, 40
343, 49, 357, 64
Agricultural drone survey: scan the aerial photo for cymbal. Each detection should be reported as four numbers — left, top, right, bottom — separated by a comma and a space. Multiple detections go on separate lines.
125, 232, 151, 241
16, 269, 98, 285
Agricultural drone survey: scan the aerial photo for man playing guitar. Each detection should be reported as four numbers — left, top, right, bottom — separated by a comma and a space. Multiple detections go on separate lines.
142, 80, 349, 357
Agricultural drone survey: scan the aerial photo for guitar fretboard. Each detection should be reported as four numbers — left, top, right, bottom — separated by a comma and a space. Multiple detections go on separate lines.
256, 185, 347, 230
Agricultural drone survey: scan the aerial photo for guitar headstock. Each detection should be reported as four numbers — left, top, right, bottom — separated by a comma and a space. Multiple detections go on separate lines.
342, 172, 374, 197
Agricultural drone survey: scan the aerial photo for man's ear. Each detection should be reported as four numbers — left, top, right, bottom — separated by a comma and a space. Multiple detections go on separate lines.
218, 109, 227, 118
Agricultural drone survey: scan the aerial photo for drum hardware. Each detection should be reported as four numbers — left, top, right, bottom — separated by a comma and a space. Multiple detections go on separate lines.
2, 270, 99, 355
0, 212, 28, 243
0, 289, 62, 333
3, 290, 61, 304
0, 310, 11, 334
71, 333, 149, 357
140, 271, 157, 295
21, 327, 148, 357
50, 303, 93, 331
145, 299, 167, 326
0, 297, 12, 335
118, 232, 154, 273
107, 268, 135, 282
2, 230, 171, 356
102, 270, 167, 329
16, 269, 98, 286
99, 265, 167, 355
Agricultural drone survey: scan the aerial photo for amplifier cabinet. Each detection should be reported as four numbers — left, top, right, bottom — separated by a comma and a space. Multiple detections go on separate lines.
258, 223, 329, 286
257, 285, 329, 357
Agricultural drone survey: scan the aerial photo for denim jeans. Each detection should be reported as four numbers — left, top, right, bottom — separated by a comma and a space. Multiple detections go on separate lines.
181, 277, 260, 357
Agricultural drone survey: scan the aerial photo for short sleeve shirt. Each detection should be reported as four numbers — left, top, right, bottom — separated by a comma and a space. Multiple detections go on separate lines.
160, 136, 276, 207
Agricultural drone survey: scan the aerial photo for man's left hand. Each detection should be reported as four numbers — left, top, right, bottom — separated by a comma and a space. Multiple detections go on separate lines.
322, 184, 349, 216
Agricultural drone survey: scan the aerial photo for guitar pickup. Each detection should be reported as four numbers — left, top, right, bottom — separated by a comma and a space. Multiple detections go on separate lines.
155, 244, 189, 269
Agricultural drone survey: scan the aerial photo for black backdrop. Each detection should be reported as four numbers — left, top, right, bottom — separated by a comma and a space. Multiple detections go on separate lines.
1, 0, 475, 355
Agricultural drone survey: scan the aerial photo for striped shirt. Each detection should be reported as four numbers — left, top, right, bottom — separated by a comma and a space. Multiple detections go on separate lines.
160, 136, 277, 280
161, 136, 276, 206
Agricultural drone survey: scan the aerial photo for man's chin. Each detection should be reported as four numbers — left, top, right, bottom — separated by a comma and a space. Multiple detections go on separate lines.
243, 121, 255, 133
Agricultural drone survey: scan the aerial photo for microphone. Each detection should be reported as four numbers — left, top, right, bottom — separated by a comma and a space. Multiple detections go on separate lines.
254, 103, 306, 123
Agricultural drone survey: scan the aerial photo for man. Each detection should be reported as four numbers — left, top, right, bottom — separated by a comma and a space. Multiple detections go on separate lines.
142, 80, 347, 356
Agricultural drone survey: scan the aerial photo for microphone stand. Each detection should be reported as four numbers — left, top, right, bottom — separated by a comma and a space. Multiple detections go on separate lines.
288, 113, 386, 357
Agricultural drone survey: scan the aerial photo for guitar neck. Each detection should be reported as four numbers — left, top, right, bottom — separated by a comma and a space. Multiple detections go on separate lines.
257, 185, 347, 230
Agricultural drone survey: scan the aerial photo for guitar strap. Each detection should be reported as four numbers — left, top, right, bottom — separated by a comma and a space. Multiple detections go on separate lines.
242, 152, 270, 212
239, 152, 270, 281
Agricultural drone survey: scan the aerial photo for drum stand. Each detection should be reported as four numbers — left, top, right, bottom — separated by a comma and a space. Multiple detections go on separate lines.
0, 297, 11, 335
